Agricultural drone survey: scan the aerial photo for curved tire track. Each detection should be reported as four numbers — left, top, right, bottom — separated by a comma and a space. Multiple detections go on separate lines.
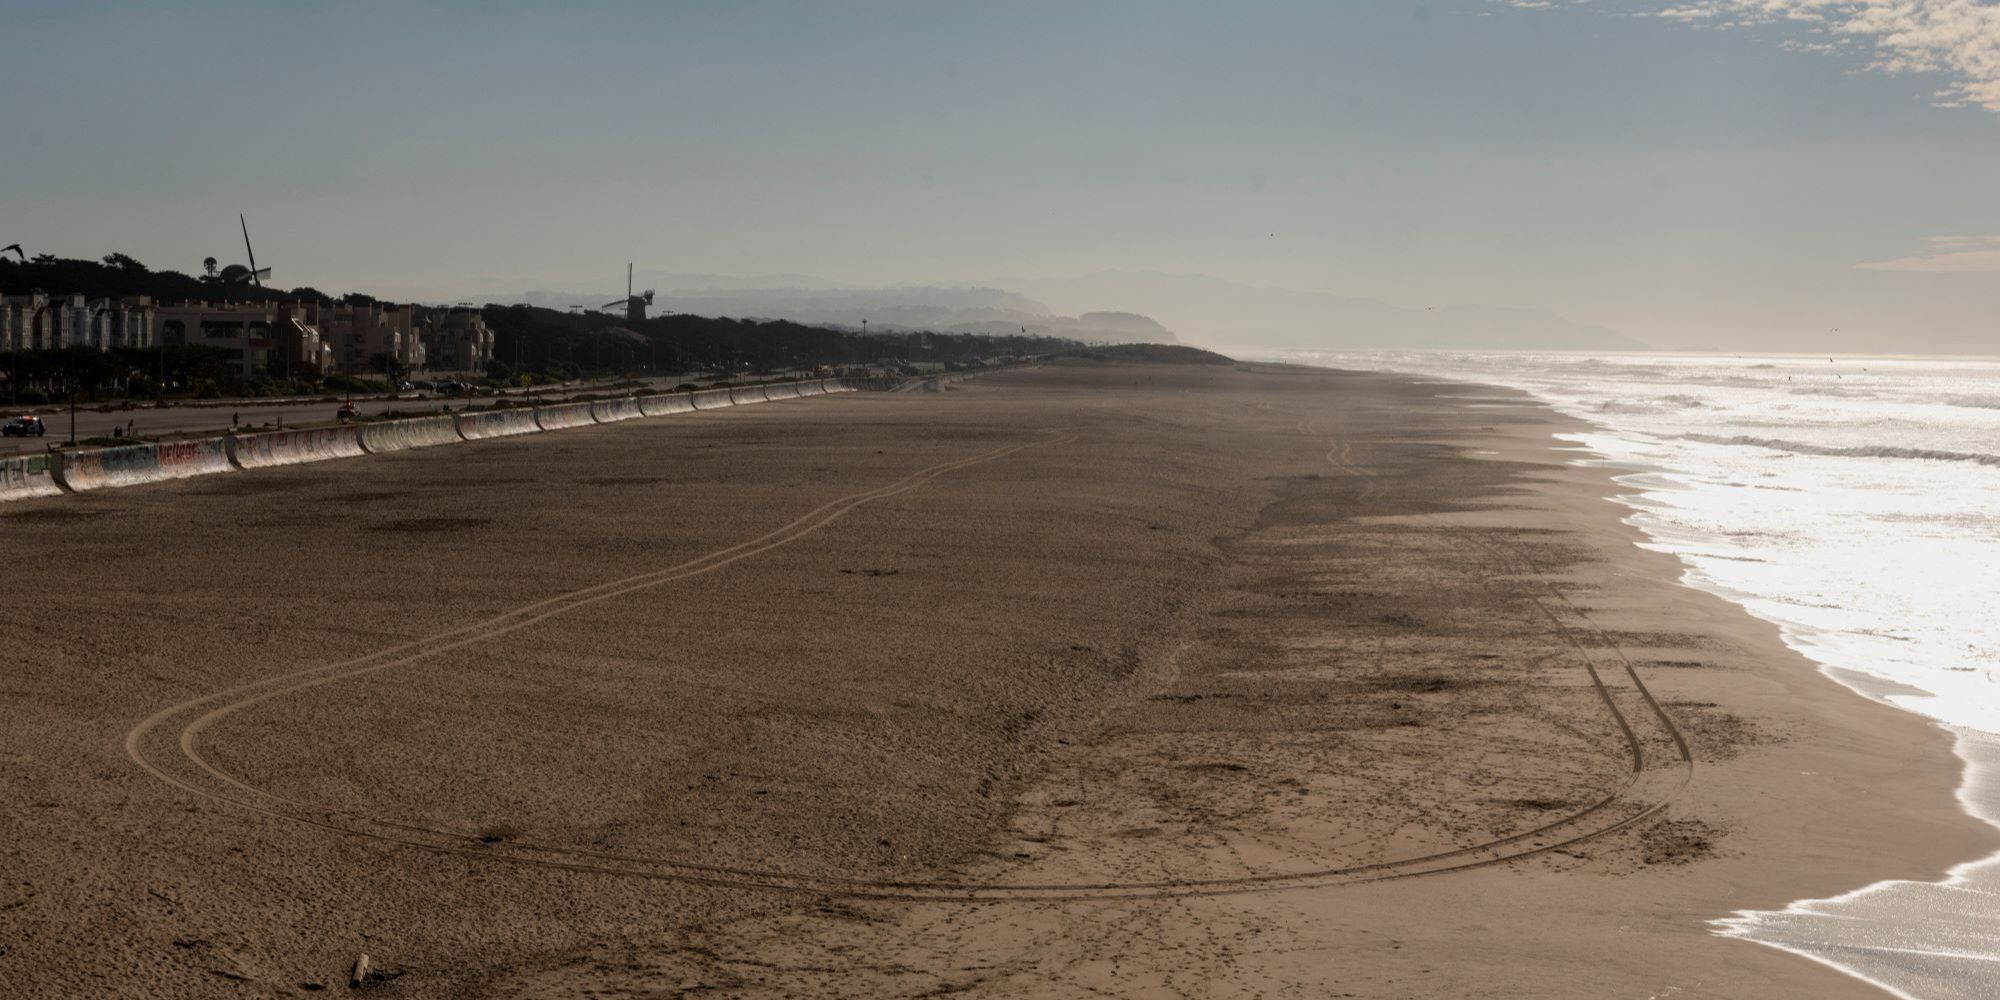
126, 412, 1691, 902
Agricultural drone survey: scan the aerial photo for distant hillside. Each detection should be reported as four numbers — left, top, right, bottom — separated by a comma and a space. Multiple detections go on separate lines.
1072, 312, 1179, 344
650, 285, 1053, 330
1016, 271, 1643, 352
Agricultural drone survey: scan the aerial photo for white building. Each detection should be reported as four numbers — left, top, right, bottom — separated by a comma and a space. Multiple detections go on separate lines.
0, 293, 155, 351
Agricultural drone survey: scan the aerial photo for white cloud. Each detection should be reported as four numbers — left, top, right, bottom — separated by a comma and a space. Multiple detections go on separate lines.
1855, 235, 2000, 271
1649, 6, 1725, 19
1503, 1, 2000, 113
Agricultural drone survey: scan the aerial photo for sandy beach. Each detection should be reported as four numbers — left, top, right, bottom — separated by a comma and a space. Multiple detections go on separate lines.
1, 362, 1989, 998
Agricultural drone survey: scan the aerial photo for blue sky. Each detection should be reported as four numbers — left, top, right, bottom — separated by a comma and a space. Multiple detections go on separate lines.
3, 1, 1996, 351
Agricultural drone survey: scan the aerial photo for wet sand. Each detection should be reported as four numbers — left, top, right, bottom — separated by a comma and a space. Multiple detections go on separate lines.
0, 362, 1987, 998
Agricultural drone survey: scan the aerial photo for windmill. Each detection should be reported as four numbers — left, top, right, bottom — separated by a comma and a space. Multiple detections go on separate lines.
601, 263, 653, 325
215, 214, 272, 287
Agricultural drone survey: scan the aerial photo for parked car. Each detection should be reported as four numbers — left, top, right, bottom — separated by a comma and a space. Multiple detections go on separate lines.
1, 415, 47, 437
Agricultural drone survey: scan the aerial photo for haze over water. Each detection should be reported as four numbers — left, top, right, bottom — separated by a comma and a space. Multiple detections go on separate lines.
1296, 350, 2000, 1000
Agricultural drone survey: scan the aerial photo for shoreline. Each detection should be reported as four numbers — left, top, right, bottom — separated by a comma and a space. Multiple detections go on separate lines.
1712, 725, 2000, 1000
1411, 363, 2000, 999
1461, 377, 1998, 995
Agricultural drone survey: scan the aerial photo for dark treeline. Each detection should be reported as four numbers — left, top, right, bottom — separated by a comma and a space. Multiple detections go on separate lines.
480, 305, 1069, 379
0, 254, 337, 305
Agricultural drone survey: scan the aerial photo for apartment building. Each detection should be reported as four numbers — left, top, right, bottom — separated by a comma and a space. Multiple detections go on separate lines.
417, 306, 495, 373
293, 301, 425, 374
155, 302, 329, 379
0, 293, 156, 351
0, 292, 44, 352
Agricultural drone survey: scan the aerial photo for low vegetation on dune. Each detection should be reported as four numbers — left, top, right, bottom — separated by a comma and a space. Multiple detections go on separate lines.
1068, 343, 1235, 365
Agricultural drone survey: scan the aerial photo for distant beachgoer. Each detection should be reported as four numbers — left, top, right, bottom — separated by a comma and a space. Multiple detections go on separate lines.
231, 411, 239, 427
125, 419, 134, 437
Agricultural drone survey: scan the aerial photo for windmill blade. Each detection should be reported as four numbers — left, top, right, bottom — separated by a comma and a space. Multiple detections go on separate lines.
600, 298, 627, 310
240, 213, 262, 287
1, 243, 22, 260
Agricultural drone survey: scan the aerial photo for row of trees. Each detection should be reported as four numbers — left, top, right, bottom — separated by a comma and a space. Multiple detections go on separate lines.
1, 345, 252, 405
479, 305, 1073, 378
0, 253, 340, 306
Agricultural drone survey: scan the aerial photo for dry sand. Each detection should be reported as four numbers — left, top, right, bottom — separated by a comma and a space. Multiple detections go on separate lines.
0, 363, 1989, 998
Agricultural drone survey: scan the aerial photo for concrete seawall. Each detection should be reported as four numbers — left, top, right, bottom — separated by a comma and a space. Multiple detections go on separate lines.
0, 371, 999, 503
592, 398, 644, 423
0, 453, 62, 502
639, 393, 697, 417
54, 438, 234, 492
358, 415, 463, 453
228, 426, 367, 469
533, 401, 598, 431
688, 389, 736, 411
457, 409, 542, 440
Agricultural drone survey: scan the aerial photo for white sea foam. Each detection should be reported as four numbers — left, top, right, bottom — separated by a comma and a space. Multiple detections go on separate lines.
1283, 349, 2000, 999
1680, 434, 2000, 468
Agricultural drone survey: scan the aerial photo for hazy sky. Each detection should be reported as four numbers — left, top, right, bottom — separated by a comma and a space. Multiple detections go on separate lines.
3, 1, 1996, 352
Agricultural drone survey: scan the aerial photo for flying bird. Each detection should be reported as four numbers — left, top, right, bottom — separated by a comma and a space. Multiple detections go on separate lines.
0, 244, 22, 261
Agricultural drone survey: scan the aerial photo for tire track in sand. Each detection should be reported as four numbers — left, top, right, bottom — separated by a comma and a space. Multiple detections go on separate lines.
1314, 421, 1694, 874
124, 435, 1072, 875
125, 417, 1690, 902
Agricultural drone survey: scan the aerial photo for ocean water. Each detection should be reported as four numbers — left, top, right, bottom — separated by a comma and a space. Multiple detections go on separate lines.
1286, 350, 2000, 1000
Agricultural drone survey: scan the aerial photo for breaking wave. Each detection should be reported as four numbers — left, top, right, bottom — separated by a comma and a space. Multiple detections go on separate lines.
1596, 393, 1711, 414
1682, 434, 2000, 468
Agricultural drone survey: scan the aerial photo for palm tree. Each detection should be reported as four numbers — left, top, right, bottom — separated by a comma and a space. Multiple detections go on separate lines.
202, 257, 219, 279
